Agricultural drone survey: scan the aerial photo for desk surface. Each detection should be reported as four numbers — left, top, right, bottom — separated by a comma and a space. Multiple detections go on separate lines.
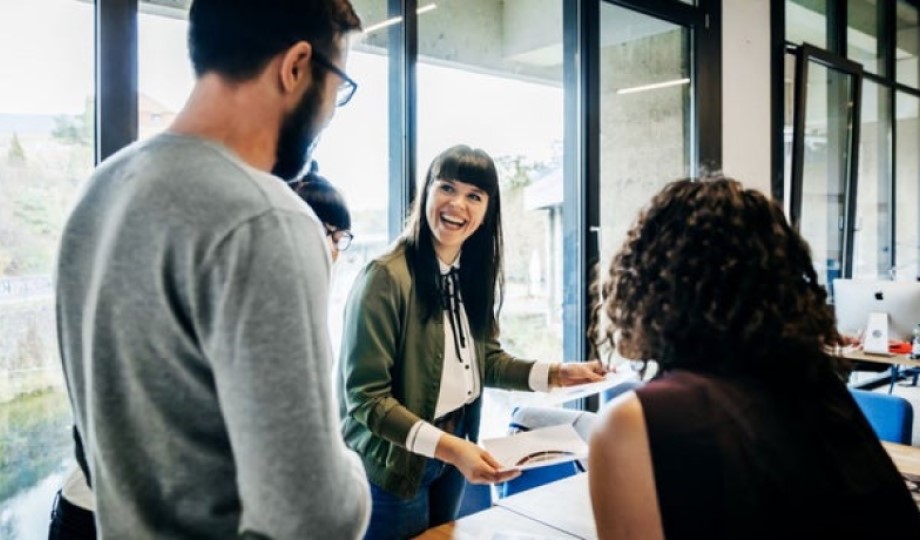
495, 474, 595, 539
885, 441, 920, 476
843, 350, 920, 368
414, 506, 579, 539
419, 442, 920, 540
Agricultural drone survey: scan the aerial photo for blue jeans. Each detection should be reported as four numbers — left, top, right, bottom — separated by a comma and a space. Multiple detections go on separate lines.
363, 457, 466, 540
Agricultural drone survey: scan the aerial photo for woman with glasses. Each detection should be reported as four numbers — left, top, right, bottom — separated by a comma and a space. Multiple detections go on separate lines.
338, 145, 607, 540
291, 161, 353, 262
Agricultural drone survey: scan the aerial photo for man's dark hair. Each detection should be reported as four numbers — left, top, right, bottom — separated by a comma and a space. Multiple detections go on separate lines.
188, 0, 361, 81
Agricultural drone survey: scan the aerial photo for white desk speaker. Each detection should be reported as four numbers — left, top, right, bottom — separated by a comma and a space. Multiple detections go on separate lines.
863, 311, 891, 356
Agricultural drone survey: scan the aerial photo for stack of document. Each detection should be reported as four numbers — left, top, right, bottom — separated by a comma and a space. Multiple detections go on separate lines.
482, 424, 588, 472
542, 368, 640, 405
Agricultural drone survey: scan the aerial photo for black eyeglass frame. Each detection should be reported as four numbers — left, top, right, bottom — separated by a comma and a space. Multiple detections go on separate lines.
326, 228, 354, 251
312, 51, 358, 107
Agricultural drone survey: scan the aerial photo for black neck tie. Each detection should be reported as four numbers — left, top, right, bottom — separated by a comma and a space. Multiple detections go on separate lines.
440, 267, 466, 361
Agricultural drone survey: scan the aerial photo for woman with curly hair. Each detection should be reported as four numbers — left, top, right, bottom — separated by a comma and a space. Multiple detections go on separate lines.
588, 178, 920, 539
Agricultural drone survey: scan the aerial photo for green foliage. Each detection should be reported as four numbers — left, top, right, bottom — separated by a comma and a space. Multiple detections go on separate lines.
11, 323, 45, 371
500, 312, 563, 362
495, 154, 537, 190
6, 133, 25, 167
0, 189, 58, 274
51, 96, 94, 147
0, 390, 72, 505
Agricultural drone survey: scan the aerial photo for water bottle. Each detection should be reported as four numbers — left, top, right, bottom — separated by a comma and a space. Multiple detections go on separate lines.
912, 324, 920, 359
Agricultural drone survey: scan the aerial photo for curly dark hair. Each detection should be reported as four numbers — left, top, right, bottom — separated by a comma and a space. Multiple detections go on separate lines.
597, 177, 843, 383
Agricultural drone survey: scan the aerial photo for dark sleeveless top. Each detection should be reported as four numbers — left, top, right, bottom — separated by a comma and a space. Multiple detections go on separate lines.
634, 369, 920, 539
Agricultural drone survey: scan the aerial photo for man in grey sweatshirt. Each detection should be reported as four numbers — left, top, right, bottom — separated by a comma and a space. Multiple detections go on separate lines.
54, 1, 370, 538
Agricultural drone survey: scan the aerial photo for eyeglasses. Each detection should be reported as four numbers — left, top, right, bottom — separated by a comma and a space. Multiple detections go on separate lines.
326, 228, 354, 251
312, 51, 358, 107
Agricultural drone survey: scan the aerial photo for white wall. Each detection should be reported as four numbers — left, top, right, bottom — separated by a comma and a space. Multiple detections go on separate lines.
721, 0, 772, 197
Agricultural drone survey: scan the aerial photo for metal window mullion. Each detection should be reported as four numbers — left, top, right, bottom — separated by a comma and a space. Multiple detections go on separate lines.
789, 45, 809, 230
827, 0, 846, 57
562, 0, 599, 410
96, 0, 138, 164
696, 0, 721, 173
606, 0, 700, 27
387, 0, 417, 242
843, 71, 863, 278
771, 0, 786, 200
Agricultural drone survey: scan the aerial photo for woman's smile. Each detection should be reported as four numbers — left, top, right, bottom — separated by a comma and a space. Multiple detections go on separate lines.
426, 179, 489, 261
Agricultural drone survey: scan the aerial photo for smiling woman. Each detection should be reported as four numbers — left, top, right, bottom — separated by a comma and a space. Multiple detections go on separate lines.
425, 178, 489, 264
337, 144, 607, 540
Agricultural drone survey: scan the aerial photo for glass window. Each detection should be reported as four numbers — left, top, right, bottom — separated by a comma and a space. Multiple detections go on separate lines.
795, 62, 858, 287
853, 80, 892, 279
897, 0, 920, 88
417, 0, 564, 439
848, 0, 882, 75
0, 0, 94, 537
895, 92, 920, 281
783, 52, 796, 215
598, 3, 691, 270
786, 0, 827, 49
138, 4, 193, 141
315, 0, 391, 351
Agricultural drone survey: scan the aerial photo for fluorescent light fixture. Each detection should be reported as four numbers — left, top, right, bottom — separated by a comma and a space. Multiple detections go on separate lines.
362, 4, 437, 35
616, 78, 690, 95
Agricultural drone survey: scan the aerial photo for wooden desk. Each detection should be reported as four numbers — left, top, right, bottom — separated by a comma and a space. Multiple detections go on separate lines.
414, 506, 579, 539
421, 443, 920, 540
884, 441, 920, 476
843, 350, 920, 368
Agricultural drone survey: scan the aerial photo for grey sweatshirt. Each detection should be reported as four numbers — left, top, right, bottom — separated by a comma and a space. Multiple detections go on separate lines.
55, 133, 370, 539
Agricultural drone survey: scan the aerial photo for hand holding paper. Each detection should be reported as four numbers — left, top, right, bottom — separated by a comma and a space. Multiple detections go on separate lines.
557, 360, 608, 386
543, 367, 641, 406
435, 433, 522, 484
482, 424, 589, 473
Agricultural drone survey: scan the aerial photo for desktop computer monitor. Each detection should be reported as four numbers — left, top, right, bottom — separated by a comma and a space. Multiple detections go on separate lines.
832, 279, 920, 348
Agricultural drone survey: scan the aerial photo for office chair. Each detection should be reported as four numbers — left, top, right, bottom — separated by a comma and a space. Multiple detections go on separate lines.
850, 388, 914, 444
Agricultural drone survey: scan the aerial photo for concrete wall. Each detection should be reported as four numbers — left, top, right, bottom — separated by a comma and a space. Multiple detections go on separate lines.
722, 0, 772, 197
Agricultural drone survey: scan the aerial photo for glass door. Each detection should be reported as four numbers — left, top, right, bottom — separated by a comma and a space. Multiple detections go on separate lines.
789, 44, 863, 290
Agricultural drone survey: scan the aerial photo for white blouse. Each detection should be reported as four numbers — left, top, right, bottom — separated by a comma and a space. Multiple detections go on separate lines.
405, 256, 551, 458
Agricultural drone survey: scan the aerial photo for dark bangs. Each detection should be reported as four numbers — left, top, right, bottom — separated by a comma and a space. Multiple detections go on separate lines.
433, 147, 499, 196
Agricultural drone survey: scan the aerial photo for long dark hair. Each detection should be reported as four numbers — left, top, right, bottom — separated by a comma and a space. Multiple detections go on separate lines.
399, 145, 504, 340
598, 177, 842, 384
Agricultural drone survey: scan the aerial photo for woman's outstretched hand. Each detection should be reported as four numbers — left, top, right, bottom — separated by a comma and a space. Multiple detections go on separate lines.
435, 434, 521, 485
557, 360, 608, 387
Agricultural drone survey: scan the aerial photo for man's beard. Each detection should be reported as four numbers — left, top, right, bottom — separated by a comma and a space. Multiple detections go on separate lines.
272, 83, 324, 181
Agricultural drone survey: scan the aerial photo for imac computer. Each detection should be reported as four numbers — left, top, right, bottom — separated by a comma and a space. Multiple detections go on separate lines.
832, 278, 920, 355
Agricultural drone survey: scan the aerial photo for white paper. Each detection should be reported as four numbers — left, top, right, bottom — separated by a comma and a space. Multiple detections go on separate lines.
481, 424, 588, 472
541, 368, 640, 405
